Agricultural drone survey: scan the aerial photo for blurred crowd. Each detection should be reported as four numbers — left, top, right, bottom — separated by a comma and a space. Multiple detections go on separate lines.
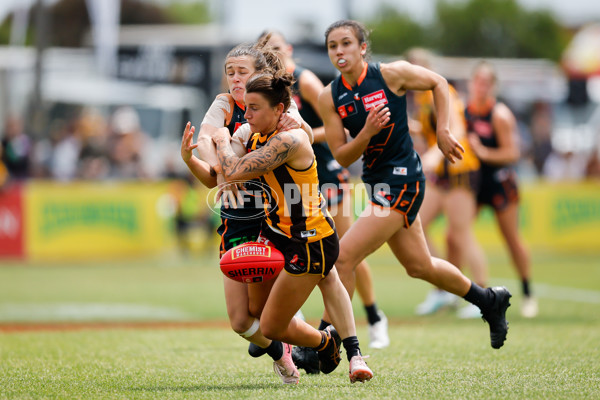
1, 100, 600, 188
0, 106, 192, 187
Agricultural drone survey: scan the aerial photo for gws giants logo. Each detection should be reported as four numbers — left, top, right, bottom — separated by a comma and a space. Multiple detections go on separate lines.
362, 90, 388, 111
206, 180, 277, 220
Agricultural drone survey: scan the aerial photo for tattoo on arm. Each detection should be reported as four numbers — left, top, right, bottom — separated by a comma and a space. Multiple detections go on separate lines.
215, 133, 300, 180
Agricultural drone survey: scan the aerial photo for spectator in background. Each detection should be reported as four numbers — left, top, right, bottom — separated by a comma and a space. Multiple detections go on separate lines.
0, 142, 8, 189
1, 115, 31, 180
77, 108, 111, 180
528, 101, 554, 176
49, 117, 82, 181
543, 147, 588, 181
585, 146, 600, 179
108, 107, 149, 180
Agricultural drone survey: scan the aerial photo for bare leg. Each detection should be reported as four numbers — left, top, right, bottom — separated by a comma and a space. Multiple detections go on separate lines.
495, 203, 531, 282
223, 277, 272, 348
444, 188, 488, 286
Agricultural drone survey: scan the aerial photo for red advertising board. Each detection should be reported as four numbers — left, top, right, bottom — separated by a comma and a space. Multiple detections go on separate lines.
0, 184, 25, 258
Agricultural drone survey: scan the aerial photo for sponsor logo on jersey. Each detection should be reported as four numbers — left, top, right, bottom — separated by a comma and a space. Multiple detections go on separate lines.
473, 120, 493, 138
393, 166, 407, 176
338, 92, 348, 100
362, 89, 388, 111
300, 229, 317, 238
234, 122, 243, 132
337, 101, 357, 119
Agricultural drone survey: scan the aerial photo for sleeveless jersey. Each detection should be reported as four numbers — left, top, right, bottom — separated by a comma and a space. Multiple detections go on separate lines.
292, 66, 348, 188
245, 130, 334, 243
330, 62, 424, 185
413, 85, 480, 175
464, 102, 510, 178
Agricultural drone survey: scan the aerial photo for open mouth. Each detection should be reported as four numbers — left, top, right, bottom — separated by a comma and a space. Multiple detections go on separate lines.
337, 58, 347, 68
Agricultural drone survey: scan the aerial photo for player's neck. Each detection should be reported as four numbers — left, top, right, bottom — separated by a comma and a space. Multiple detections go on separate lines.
342, 61, 368, 88
470, 97, 495, 114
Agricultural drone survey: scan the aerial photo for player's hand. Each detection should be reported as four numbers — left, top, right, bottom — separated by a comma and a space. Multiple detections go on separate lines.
216, 174, 243, 209
364, 104, 390, 137
181, 122, 198, 163
468, 132, 487, 160
277, 113, 301, 132
437, 129, 464, 163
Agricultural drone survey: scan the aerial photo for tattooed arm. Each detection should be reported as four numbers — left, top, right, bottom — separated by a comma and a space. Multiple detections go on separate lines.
212, 127, 310, 182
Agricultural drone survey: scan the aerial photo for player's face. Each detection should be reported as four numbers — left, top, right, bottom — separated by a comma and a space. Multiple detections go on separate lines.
225, 56, 256, 103
326, 27, 366, 73
244, 92, 282, 133
470, 68, 495, 103
267, 34, 293, 61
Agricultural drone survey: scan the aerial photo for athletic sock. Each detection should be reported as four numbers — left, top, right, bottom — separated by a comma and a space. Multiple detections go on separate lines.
364, 303, 381, 325
248, 343, 268, 358
342, 336, 361, 361
522, 279, 531, 297
317, 319, 330, 331
265, 340, 284, 361
314, 330, 328, 351
463, 281, 493, 312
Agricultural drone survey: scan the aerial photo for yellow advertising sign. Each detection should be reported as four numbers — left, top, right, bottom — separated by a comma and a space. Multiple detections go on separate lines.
429, 181, 600, 252
25, 181, 175, 261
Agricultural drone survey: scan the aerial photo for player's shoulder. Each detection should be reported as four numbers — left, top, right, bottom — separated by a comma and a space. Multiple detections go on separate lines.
492, 102, 515, 121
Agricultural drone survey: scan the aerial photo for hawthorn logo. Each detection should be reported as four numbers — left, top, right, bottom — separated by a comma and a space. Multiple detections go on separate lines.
206, 180, 276, 220
362, 90, 388, 111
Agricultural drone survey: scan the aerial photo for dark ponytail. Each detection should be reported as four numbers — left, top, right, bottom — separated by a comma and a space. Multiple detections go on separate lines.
246, 70, 294, 111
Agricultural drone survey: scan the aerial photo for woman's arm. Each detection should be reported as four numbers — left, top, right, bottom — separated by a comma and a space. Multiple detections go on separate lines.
383, 61, 464, 163
283, 99, 314, 143
469, 103, 520, 166
318, 85, 390, 168
298, 69, 327, 143
213, 127, 307, 182
180, 122, 217, 188
196, 95, 232, 168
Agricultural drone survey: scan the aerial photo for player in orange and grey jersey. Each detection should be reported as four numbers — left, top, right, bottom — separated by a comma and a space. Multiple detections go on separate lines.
465, 61, 536, 318
319, 20, 512, 350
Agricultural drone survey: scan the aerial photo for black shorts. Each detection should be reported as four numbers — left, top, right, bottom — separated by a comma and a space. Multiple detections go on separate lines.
259, 227, 339, 278
428, 170, 481, 193
318, 167, 350, 207
217, 217, 262, 257
477, 168, 519, 211
369, 179, 425, 228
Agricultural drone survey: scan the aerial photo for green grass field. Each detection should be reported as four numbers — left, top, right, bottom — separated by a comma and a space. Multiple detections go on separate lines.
1, 247, 599, 399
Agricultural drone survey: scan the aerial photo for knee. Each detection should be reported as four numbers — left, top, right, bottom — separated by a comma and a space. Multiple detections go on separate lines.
248, 303, 262, 320
229, 313, 251, 335
260, 319, 284, 341
405, 259, 433, 280
446, 232, 462, 253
